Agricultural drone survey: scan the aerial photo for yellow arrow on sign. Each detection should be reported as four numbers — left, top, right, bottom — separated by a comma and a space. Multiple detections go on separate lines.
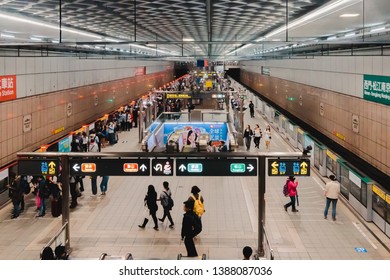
271, 161, 279, 169
300, 161, 308, 169
48, 161, 56, 168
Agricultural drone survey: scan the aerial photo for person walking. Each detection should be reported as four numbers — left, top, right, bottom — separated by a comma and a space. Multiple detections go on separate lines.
158, 181, 175, 228
181, 200, 198, 257
264, 125, 272, 151
243, 125, 253, 151
100, 176, 109, 195
253, 124, 262, 149
139, 184, 159, 231
249, 100, 254, 118
324, 175, 341, 221
283, 176, 299, 213
188, 186, 205, 219
6, 175, 23, 219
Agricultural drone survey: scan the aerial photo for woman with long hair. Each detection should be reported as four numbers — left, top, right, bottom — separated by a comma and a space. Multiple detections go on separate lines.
139, 185, 159, 231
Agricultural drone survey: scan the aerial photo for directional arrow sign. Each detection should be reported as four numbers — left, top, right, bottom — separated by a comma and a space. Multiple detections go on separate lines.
72, 164, 80, 172
140, 164, 147, 172
178, 164, 186, 172
152, 159, 174, 176
69, 159, 150, 176
18, 159, 59, 176
268, 158, 310, 176
177, 159, 257, 176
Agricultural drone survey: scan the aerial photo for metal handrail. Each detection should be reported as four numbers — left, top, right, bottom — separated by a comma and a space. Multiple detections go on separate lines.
40, 220, 69, 259
262, 225, 275, 260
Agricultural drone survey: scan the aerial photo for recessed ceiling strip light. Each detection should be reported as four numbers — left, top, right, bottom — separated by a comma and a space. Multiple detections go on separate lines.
0, 12, 101, 39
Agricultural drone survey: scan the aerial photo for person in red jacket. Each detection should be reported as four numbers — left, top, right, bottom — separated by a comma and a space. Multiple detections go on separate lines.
283, 176, 299, 212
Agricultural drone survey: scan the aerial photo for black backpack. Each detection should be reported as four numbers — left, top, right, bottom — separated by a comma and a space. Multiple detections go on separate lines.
164, 191, 174, 210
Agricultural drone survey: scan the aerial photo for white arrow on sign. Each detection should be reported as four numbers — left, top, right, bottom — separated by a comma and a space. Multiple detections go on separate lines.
72, 164, 80, 172
140, 164, 147, 172
247, 164, 254, 172
154, 163, 162, 171
178, 164, 186, 172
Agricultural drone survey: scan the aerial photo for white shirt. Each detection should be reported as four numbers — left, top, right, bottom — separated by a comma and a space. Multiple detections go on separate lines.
325, 180, 340, 199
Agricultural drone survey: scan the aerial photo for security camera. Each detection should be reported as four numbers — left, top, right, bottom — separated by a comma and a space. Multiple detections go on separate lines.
303, 145, 312, 156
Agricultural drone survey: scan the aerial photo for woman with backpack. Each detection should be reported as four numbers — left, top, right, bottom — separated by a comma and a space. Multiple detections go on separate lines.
158, 181, 174, 229
188, 185, 205, 218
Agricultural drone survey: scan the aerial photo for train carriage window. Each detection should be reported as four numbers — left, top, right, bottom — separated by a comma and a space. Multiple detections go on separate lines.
372, 193, 386, 219
314, 145, 320, 169
387, 201, 390, 224
361, 182, 367, 207
326, 156, 337, 174
350, 180, 361, 202
339, 165, 350, 199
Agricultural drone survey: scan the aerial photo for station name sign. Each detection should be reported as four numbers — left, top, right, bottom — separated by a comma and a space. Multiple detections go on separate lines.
268, 158, 310, 176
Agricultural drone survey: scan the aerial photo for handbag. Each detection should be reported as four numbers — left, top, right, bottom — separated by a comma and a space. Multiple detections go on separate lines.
36, 192, 41, 208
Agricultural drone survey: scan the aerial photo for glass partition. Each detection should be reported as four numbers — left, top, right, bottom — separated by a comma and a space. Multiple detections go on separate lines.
372, 185, 386, 219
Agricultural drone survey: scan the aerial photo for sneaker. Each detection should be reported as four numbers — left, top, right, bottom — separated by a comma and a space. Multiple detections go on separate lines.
283, 205, 287, 212
158, 218, 164, 222
169, 224, 174, 229
138, 225, 145, 229
292, 209, 299, 212
153, 227, 159, 231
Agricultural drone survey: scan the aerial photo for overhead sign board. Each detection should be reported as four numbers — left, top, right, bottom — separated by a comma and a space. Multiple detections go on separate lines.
69, 159, 150, 176
18, 159, 59, 176
166, 93, 192, 99
268, 158, 310, 176
151, 159, 174, 176
176, 159, 257, 176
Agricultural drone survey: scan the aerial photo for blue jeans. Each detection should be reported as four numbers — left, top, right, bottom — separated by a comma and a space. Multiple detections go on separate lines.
39, 197, 46, 216
100, 176, 109, 193
324, 198, 338, 219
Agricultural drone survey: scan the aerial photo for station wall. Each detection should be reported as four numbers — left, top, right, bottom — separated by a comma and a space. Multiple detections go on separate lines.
0, 57, 173, 167
240, 56, 390, 176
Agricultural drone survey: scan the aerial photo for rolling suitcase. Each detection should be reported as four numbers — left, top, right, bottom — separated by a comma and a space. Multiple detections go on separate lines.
51, 197, 62, 217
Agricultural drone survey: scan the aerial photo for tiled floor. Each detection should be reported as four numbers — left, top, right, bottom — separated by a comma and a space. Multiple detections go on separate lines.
0, 101, 389, 260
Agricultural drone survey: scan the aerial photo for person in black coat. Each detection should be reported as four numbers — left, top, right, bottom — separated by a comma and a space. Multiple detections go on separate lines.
139, 185, 159, 231
181, 200, 198, 257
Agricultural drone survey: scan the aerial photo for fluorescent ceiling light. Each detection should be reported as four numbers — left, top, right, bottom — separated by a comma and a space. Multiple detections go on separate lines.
339, 13, 360, 17
327, 36, 337, 40
0, 12, 102, 39
51, 40, 59, 43
106, 38, 119, 42
1, 33, 15, 38
345, 32, 356, 37
183, 38, 194, 42
30, 37, 42, 41
370, 26, 386, 33
259, 0, 360, 40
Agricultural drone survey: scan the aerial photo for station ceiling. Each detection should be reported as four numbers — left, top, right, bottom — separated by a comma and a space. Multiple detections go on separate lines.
0, 0, 389, 60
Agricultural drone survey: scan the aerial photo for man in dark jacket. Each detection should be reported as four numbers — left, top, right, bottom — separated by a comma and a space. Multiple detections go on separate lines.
181, 200, 198, 257
7, 175, 23, 219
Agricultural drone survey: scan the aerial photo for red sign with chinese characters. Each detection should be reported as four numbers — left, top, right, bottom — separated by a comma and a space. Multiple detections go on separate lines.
134, 66, 146, 76
0, 75, 17, 102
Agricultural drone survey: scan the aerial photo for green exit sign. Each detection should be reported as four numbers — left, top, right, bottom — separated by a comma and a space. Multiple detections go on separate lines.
188, 163, 203, 173
230, 163, 246, 173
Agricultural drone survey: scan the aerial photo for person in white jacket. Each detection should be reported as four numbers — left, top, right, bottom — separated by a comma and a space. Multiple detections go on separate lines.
324, 175, 341, 221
